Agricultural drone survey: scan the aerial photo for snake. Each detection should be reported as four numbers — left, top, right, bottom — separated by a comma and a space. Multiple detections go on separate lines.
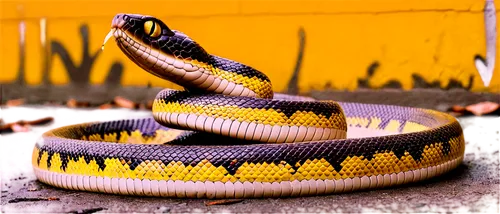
31, 13, 465, 199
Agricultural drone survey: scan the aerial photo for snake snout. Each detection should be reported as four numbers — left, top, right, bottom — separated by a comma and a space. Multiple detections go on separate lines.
111, 13, 127, 29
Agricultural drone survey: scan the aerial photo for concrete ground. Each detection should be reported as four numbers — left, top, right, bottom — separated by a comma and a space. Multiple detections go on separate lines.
1, 106, 499, 213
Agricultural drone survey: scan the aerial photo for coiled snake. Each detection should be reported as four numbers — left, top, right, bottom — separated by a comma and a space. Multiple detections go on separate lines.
32, 13, 465, 198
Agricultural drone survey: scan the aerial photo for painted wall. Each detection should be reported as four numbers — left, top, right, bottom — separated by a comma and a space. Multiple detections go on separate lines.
1, 0, 499, 93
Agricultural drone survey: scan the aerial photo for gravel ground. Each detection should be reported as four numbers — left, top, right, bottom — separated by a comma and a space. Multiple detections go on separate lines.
0, 106, 499, 213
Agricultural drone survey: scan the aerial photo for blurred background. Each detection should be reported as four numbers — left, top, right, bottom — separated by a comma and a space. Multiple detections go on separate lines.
1, 0, 498, 109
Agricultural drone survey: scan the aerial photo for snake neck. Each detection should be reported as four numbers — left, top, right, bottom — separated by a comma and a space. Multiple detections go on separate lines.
203, 55, 274, 99
166, 30, 274, 98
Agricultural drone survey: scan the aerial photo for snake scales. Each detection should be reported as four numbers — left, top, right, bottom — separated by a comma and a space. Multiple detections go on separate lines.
32, 13, 465, 198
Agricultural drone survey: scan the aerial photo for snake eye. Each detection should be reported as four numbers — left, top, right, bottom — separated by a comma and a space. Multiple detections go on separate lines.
144, 20, 161, 38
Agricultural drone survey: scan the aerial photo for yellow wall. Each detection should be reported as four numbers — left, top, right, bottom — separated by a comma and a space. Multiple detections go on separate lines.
1, 0, 499, 93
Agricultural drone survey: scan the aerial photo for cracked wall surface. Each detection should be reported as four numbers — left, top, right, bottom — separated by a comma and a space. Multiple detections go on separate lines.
0, 0, 499, 94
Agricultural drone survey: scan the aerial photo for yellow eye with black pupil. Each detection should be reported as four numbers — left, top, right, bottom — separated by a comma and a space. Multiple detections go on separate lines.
144, 20, 161, 38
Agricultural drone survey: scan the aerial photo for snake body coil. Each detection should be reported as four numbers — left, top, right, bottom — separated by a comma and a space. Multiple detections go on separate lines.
32, 14, 465, 198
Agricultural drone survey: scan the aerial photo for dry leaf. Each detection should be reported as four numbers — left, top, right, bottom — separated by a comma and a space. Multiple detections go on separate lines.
450, 105, 466, 113
80, 101, 90, 107
114, 96, 136, 109
6, 99, 25, 107
146, 100, 154, 109
66, 98, 78, 109
205, 199, 244, 206
11, 124, 30, 132
99, 103, 113, 109
465, 101, 500, 116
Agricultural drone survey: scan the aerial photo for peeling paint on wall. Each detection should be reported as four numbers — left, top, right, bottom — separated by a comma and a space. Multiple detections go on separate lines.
474, 0, 496, 87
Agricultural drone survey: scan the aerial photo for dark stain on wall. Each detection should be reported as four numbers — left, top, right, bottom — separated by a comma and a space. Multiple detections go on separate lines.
50, 24, 124, 86
358, 62, 403, 89
285, 27, 306, 95
357, 61, 474, 90
14, 22, 26, 86
412, 74, 474, 90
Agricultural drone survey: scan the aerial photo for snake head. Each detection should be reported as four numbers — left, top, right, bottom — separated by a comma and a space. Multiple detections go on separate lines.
108, 13, 212, 86
107, 13, 274, 99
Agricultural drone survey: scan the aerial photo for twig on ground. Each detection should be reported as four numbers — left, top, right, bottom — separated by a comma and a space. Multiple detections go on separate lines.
8, 197, 59, 203
0, 117, 54, 133
204, 199, 244, 206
